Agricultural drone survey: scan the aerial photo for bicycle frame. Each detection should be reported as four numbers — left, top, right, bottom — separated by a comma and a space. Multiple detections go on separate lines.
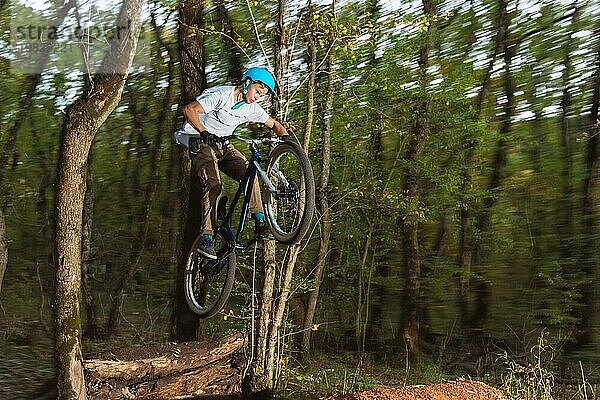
216, 138, 279, 250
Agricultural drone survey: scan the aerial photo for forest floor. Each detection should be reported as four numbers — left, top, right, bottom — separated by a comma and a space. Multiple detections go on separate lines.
326, 380, 508, 400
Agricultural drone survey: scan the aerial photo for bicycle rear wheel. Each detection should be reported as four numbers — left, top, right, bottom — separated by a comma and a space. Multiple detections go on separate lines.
184, 231, 236, 318
264, 141, 315, 244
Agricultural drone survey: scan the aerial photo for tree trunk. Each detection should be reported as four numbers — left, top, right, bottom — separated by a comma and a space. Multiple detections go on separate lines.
302, 2, 316, 151
172, 0, 207, 342
456, 0, 506, 331
457, 207, 472, 328
360, 0, 387, 348
54, 132, 99, 400
253, 244, 275, 387
401, 132, 426, 357
473, 12, 512, 263
260, 0, 287, 385
32, 128, 55, 270
294, 1, 318, 344
215, 0, 243, 84
251, 0, 288, 392
53, 1, 144, 398
434, 216, 449, 257
557, 9, 579, 261
530, 116, 544, 260
0, 207, 6, 294
400, 0, 436, 357
301, 16, 335, 352
118, 126, 136, 231
471, 0, 513, 333
150, 8, 182, 261
82, 152, 98, 338
266, 247, 299, 384
106, 34, 175, 333
576, 19, 600, 348
365, 0, 383, 162
355, 225, 373, 352
178, 0, 207, 103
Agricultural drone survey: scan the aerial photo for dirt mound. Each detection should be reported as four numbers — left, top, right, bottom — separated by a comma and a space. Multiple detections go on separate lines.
328, 380, 508, 400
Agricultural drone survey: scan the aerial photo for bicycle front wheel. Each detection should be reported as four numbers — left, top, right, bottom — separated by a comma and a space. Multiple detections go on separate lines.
184, 231, 236, 318
264, 141, 315, 244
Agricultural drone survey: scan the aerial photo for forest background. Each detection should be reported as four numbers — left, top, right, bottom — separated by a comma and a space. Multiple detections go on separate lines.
1, 0, 600, 398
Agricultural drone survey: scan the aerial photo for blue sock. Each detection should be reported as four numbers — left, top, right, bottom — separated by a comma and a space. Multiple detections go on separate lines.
252, 212, 265, 221
203, 234, 213, 240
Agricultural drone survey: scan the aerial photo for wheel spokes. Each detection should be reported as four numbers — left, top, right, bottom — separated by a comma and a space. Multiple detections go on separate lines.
267, 150, 307, 235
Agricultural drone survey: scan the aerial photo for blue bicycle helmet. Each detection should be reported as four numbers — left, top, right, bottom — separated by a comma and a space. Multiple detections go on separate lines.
242, 67, 276, 94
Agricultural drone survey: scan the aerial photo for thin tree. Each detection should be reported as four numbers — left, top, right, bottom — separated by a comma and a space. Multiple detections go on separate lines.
365, 0, 383, 161
215, 0, 243, 83
251, 0, 291, 391
171, 0, 208, 342
53, 0, 145, 397
456, 0, 506, 329
0, 207, 6, 294
400, 0, 437, 357
356, 223, 374, 352
360, 0, 386, 346
470, 0, 515, 333
556, 8, 580, 261
261, 0, 288, 384
301, 0, 335, 354
301, 0, 317, 152
263, 0, 329, 375
523, 45, 548, 262
153, 4, 181, 243
105, 14, 177, 334
576, 18, 600, 348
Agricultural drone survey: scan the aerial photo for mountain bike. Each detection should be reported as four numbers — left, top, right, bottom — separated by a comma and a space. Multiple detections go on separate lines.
184, 136, 315, 318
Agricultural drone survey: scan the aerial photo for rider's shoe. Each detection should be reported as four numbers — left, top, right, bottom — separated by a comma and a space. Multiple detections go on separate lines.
252, 212, 269, 237
197, 235, 217, 260
255, 218, 269, 236
253, 214, 273, 239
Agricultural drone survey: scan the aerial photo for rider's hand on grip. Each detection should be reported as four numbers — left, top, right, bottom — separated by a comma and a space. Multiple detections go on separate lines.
190, 131, 216, 155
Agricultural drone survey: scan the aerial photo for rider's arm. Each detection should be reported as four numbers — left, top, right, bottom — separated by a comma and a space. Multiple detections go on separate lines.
265, 117, 288, 138
183, 101, 208, 134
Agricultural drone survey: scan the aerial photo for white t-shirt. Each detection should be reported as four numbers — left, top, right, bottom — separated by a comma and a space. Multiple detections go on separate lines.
181, 85, 269, 140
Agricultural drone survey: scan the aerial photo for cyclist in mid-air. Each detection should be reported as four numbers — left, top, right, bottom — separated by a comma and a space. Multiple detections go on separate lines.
174, 67, 290, 260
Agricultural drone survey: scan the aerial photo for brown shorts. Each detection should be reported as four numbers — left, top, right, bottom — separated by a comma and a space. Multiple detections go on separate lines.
191, 140, 263, 235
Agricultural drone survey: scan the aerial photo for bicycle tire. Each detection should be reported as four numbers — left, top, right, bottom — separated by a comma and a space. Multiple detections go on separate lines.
184, 231, 236, 318
263, 141, 315, 244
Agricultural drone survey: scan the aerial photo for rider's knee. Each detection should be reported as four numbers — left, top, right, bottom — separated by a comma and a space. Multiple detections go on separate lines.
206, 179, 222, 196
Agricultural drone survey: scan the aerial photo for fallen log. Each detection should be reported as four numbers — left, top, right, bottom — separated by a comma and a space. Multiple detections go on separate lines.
84, 333, 247, 399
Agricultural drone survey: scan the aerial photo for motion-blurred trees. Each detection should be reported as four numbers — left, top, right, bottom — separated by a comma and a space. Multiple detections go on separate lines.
1, 0, 600, 397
